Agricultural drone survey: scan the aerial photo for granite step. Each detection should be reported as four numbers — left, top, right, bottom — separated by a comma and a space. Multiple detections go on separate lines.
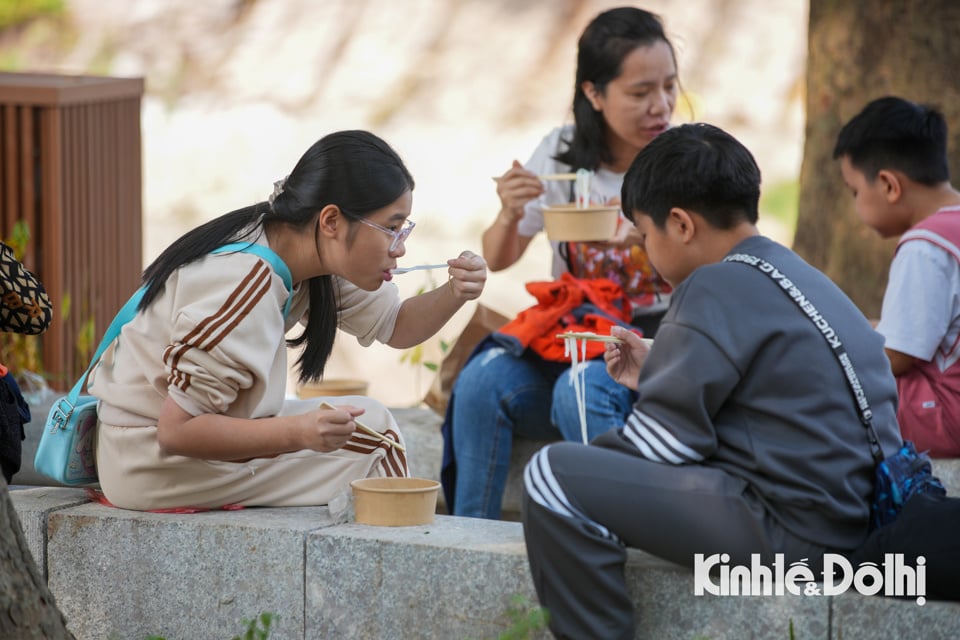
11, 486, 960, 640
10, 406, 960, 638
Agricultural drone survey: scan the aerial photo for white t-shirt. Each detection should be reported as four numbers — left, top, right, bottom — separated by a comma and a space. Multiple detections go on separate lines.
877, 223, 960, 371
516, 125, 626, 277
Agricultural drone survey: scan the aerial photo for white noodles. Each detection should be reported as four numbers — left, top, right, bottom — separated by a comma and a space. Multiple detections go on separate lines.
574, 168, 592, 209
563, 335, 590, 444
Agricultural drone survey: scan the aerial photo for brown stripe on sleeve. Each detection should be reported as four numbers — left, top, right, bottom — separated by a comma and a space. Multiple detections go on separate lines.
185, 263, 272, 351
199, 271, 274, 352
179, 261, 271, 346
165, 264, 270, 373
164, 260, 275, 392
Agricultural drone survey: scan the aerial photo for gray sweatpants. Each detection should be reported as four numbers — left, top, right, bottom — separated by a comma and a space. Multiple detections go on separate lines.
522, 440, 830, 639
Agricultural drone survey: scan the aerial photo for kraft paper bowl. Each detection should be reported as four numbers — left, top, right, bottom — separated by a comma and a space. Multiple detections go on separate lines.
542, 204, 620, 242
350, 477, 440, 526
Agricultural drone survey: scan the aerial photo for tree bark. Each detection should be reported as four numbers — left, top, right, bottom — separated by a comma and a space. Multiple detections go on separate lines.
795, 0, 960, 317
0, 480, 74, 639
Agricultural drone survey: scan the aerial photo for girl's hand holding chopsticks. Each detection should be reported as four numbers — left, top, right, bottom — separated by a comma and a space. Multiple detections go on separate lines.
293, 401, 364, 453
319, 402, 405, 451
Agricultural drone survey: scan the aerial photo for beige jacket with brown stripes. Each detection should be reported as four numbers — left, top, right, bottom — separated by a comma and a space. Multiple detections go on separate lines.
88, 238, 409, 510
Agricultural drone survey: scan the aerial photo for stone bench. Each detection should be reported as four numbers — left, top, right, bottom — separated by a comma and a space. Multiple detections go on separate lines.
11, 485, 960, 640
11, 408, 960, 639
16, 404, 960, 519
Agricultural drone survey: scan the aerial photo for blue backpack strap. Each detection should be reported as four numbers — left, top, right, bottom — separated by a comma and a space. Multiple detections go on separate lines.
65, 287, 145, 405
72, 242, 293, 404
212, 242, 293, 318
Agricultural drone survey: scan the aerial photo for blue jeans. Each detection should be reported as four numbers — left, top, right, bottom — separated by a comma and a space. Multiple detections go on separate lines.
450, 346, 636, 518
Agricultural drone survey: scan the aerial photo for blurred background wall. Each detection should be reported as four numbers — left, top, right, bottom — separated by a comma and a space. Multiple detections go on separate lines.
1, 0, 808, 406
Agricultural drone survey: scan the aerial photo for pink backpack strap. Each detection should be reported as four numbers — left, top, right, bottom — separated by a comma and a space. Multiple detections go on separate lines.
897, 207, 960, 263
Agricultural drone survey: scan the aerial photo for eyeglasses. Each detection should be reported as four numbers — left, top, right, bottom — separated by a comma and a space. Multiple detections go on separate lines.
357, 218, 416, 252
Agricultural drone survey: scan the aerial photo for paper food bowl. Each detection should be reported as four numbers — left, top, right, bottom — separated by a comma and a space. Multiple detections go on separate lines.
296, 378, 369, 398
542, 204, 620, 242
351, 477, 440, 526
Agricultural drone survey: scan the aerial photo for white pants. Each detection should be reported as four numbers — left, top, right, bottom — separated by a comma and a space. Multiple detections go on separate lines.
96, 395, 408, 511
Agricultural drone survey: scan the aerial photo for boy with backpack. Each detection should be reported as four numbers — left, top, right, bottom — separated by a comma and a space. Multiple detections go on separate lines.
834, 95, 960, 457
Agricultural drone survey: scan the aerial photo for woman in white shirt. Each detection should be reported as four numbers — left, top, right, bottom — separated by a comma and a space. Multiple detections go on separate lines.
448, 7, 679, 519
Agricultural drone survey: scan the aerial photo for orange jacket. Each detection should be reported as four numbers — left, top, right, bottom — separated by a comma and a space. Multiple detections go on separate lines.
496, 273, 639, 362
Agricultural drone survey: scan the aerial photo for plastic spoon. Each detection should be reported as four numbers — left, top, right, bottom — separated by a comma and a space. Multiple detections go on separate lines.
390, 263, 449, 274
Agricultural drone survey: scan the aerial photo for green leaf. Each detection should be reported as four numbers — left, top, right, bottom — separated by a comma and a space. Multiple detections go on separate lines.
0, 0, 63, 30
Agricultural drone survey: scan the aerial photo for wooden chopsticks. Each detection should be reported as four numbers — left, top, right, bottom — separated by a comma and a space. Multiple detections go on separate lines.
556, 332, 654, 348
492, 172, 577, 182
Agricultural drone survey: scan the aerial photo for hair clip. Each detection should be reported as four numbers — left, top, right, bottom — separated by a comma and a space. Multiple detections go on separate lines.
268, 176, 289, 208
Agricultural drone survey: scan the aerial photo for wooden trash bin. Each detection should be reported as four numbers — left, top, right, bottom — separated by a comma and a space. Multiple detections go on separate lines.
0, 71, 144, 389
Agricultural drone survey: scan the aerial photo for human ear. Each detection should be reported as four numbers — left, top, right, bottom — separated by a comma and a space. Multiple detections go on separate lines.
876, 169, 903, 203
317, 204, 342, 240
668, 207, 696, 242
581, 81, 603, 111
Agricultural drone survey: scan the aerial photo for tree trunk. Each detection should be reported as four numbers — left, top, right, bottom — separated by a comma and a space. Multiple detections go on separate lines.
0, 480, 74, 639
794, 0, 960, 317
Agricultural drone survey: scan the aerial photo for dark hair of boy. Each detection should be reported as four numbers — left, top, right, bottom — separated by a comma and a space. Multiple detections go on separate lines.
620, 122, 761, 229
832, 96, 949, 185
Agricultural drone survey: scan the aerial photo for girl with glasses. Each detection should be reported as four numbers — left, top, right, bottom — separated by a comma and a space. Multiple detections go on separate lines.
89, 130, 486, 511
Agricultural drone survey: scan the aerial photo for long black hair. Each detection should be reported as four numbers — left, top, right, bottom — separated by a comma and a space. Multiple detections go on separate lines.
140, 130, 415, 383
555, 7, 676, 171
